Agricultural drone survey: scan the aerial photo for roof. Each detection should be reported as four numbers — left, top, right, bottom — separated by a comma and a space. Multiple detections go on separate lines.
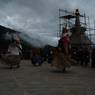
60, 15, 75, 19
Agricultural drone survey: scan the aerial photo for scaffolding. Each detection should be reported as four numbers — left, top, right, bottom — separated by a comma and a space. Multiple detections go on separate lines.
58, 8, 95, 47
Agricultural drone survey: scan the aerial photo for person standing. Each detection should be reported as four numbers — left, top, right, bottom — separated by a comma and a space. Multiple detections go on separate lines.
6, 39, 22, 69
91, 48, 95, 68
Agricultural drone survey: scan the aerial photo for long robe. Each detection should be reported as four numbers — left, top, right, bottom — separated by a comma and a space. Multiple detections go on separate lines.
51, 49, 71, 70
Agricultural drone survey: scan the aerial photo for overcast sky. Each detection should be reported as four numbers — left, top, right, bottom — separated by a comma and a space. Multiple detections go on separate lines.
0, 0, 95, 46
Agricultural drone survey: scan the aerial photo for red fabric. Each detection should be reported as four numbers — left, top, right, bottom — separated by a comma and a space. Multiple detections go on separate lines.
61, 35, 70, 44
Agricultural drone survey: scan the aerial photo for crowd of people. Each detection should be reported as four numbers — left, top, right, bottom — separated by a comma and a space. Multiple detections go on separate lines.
30, 46, 53, 67
0, 31, 95, 70
71, 45, 95, 68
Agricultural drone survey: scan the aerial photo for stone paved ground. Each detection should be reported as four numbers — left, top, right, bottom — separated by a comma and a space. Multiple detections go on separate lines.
0, 60, 95, 95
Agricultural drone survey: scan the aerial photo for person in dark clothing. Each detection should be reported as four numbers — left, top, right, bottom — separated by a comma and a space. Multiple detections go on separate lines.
80, 47, 90, 67
91, 48, 95, 68
31, 48, 43, 66
47, 49, 53, 64
83, 48, 90, 67
71, 48, 80, 64
41, 45, 53, 63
